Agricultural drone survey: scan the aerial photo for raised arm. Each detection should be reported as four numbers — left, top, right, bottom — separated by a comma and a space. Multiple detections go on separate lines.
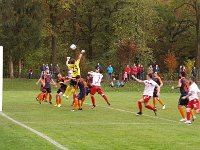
171, 79, 181, 90
77, 50, 85, 62
132, 75, 144, 83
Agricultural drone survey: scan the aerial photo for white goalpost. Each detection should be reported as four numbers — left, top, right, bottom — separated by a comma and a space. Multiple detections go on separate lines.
0, 46, 2, 112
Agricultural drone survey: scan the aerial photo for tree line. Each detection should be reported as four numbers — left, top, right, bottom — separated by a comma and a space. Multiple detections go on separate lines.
0, 0, 200, 79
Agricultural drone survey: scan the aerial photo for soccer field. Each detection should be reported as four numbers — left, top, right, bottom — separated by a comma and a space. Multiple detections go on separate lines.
1, 79, 200, 150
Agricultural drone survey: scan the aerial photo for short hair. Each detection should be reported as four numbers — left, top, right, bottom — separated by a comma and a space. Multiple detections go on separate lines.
69, 59, 75, 64
147, 73, 153, 79
180, 72, 186, 77
190, 76, 196, 82
76, 75, 81, 79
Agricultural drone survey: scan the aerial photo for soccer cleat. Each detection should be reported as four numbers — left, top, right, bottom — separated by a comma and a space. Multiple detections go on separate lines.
180, 118, 187, 122
71, 109, 75, 112
92, 105, 96, 109
192, 116, 197, 122
78, 108, 82, 110
162, 105, 166, 110
49, 102, 52, 104
35, 97, 39, 101
54, 104, 58, 107
153, 109, 157, 116
57, 104, 61, 107
66, 96, 69, 99
107, 102, 111, 106
136, 112, 142, 116
63, 94, 66, 97
184, 120, 191, 124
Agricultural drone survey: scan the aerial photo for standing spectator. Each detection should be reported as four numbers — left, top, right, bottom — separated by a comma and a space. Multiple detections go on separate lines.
107, 65, 113, 81
137, 64, 141, 79
124, 65, 131, 81
49, 64, 54, 78
140, 65, 145, 80
41, 64, 46, 75
183, 66, 187, 74
96, 63, 101, 71
178, 65, 183, 77
131, 64, 138, 79
54, 64, 60, 79
45, 64, 49, 70
123, 72, 128, 82
192, 67, 197, 78
153, 65, 160, 73
148, 65, 153, 74
28, 69, 33, 79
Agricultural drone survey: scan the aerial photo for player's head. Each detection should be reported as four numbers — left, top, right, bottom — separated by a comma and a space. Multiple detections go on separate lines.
154, 72, 158, 77
147, 73, 153, 80
95, 69, 100, 73
76, 75, 81, 79
69, 58, 75, 64
189, 76, 196, 84
45, 69, 49, 74
180, 71, 186, 78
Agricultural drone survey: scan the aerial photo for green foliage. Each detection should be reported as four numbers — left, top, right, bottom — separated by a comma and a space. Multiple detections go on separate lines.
184, 58, 195, 76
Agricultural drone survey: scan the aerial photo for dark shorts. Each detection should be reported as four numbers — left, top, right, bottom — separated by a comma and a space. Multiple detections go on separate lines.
153, 91, 158, 98
77, 89, 86, 100
57, 86, 67, 94
178, 95, 189, 106
45, 87, 51, 93
70, 79, 77, 87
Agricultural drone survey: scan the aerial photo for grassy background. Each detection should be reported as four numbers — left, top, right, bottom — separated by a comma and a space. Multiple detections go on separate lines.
1, 79, 200, 150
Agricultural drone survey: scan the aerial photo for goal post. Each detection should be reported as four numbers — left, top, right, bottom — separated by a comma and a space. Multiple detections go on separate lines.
0, 46, 2, 112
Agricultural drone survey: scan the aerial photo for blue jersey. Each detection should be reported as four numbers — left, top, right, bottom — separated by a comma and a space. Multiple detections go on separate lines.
44, 74, 51, 88
180, 78, 189, 96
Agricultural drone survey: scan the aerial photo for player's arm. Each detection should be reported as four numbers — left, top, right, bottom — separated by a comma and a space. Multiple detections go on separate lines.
132, 75, 143, 83
51, 79, 57, 87
158, 77, 163, 87
171, 79, 181, 90
155, 83, 160, 96
66, 57, 70, 66
77, 50, 85, 62
182, 91, 193, 99
36, 78, 41, 85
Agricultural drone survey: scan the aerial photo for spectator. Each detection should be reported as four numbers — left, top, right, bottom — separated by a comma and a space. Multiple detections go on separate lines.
115, 80, 125, 88
140, 65, 145, 80
137, 64, 141, 79
54, 64, 60, 79
96, 63, 101, 71
41, 64, 46, 75
49, 64, 53, 78
192, 67, 197, 78
28, 69, 33, 79
124, 65, 131, 81
131, 64, 138, 79
107, 65, 113, 81
123, 72, 128, 82
178, 65, 183, 76
183, 66, 187, 74
45, 64, 49, 70
153, 65, 160, 73
148, 65, 153, 74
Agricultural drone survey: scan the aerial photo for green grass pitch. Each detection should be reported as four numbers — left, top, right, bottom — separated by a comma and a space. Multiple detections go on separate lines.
1, 79, 200, 150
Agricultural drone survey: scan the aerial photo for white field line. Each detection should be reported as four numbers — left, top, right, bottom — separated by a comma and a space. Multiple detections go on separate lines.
23, 121, 178, 125
0, 112, 69, 150
84, 102, 181, 124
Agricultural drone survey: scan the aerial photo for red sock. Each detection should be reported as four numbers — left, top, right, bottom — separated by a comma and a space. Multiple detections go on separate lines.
138, 101, 142, 112
56, 96, 59, 105
145, 104, 155, 110
49, 94, 52, 103
187, 111, 191, 121
91, 95, 96, 106
102, 95, 109, 103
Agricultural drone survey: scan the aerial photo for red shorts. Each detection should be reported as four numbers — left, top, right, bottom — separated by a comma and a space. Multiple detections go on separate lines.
143, 95, 151, 103
90, 86, 103, 95
187, 99, 199, 110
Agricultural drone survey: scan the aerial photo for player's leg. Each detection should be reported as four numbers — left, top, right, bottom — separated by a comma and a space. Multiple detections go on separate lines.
153, 97, 156, 108
55, 93, 59, 107
47, 88, 52, 104
98, 87, 110, 106
57, 92, 63, 107
144, 96, 157, 116
178, 96, 187, 121
157, 97, 165, 109
136, 98, 144, 115
90, 86, 97, 108
185, 102, 192, 124
63, 85, 71, 97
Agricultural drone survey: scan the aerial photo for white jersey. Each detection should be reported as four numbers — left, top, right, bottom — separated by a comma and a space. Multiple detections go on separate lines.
143, 80, 158, 96
90, 72, 103, 86
188, 82, 200, 101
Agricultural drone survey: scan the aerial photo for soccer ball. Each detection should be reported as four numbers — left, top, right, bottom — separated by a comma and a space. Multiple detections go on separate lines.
70, 44, 76, 50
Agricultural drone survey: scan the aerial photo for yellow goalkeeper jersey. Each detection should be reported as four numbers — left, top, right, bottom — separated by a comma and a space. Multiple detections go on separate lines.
67, 60, 80, 78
